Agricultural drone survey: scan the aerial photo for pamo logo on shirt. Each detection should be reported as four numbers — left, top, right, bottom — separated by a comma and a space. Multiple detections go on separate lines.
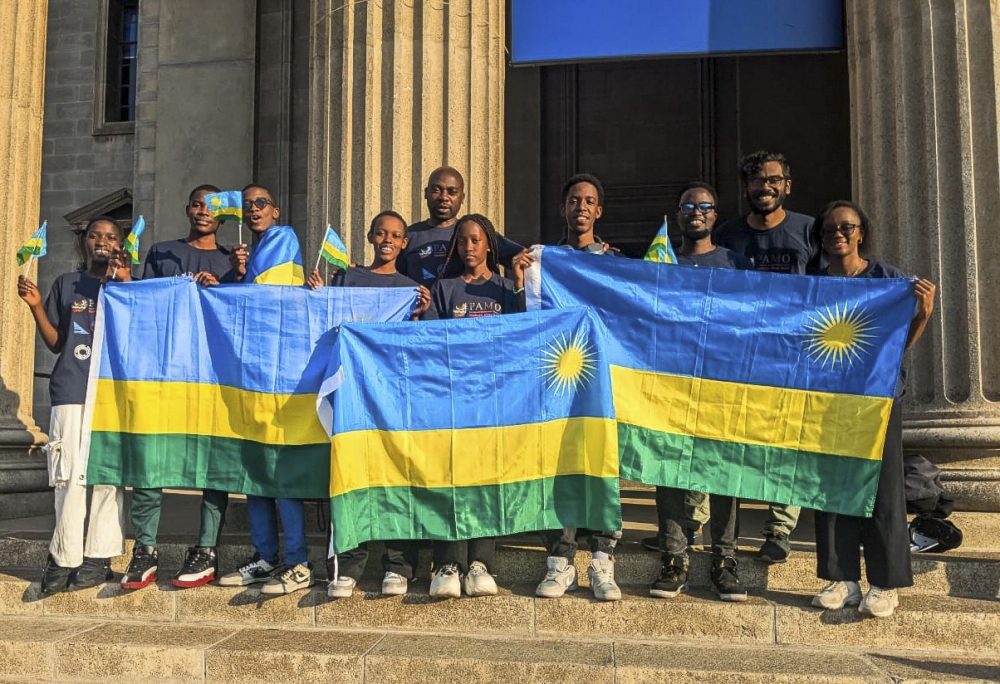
73, 344, 92, 360
452, 302, 503, 318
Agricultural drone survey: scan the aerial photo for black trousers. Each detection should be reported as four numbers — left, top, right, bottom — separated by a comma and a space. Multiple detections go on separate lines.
814, 401, 913, 589
538, 527, 620, 561
328, 539, 421, 581
432, 538, 495, 573
655, 486, 739, 560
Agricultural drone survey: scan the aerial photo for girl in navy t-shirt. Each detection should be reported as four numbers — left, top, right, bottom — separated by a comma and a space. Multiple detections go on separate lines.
17, 216, 130, 594
424, 213, 534, 599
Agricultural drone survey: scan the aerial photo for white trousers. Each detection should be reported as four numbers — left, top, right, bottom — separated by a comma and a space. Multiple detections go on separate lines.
47, 404, 124, 567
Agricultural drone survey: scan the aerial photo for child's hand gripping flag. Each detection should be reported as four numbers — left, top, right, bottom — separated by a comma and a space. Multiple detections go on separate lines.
122, 216, 146, 264
16, 221, 47, 267
318, 224, 349, 272
644, 219, 677, 264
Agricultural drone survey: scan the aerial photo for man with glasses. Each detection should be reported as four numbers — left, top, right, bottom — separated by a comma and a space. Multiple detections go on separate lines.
714, 151, 819, 564
650, 181, 750, 602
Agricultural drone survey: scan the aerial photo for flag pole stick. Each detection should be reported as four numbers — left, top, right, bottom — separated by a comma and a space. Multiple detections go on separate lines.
314, 248, 323, 273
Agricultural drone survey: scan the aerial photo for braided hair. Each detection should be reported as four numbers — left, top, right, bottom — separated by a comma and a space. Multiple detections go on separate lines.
441, 213, 501, 279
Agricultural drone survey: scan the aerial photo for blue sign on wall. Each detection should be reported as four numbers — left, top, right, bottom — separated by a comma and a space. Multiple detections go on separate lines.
511, 0, 845, 65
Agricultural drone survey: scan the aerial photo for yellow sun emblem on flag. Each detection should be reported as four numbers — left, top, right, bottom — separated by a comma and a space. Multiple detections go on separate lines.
210, 196, 222, 207
803, 302, 877, 369
541, 329, 597, 395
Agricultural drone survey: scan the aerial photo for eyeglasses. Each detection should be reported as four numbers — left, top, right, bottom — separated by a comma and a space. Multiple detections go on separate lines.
242, 197, 274, 210
746, 175, 788, 189
821, 223, 859, 237
679, 202, 716, 215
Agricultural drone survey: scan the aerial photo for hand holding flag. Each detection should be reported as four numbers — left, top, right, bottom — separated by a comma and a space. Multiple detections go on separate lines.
644, 217, 678, 264
16, 221, 47, 270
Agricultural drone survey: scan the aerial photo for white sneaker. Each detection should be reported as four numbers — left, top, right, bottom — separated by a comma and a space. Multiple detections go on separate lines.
327, 575, 356, 598
859, 586, 899, 618
218, 555, 278, 587
381, 571, 408, 596
429, 562, 461, 598
588, 558, 622, 601
811, 581, 862, 610
535, 556, 578, 598
260, 563, 314, 595
462, 561, 498, 597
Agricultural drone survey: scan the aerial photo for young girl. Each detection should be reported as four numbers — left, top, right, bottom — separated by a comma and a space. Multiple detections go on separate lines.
809, 200, 936, 618
307, 210, 430, 598
17, 216, 130, 594
423, 213, 533, 598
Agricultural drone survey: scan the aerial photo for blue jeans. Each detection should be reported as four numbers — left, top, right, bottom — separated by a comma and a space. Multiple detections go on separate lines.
246, 496, 308, 566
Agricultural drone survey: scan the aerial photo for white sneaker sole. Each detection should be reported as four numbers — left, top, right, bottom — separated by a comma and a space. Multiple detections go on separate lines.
649, 583, 688, 599
328, 585, 354, 598
381, 582, 407, 596
260, 579, 314, 595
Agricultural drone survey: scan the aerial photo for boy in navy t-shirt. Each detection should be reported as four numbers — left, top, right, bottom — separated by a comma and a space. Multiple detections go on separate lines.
122, 184, 237, 592
398, 166, 522, 287
17, 216, 131, 594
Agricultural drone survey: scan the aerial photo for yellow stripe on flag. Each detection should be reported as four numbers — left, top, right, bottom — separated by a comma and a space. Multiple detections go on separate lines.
610, 365, 891, 461
331, 416, 619, 495
91, 379, 327, 445
253, 262, 305, 285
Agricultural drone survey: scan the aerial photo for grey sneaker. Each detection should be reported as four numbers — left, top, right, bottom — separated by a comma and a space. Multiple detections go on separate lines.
812, 581, 862, 610
462, 561, 497, 597
218, 555, 279, 587
859, 586, 898, 618
535, 556, 578, 598
327, 575, 356, 598
261, 562, 314, 595
381, 571, 408, 596
587, 558, 622, 601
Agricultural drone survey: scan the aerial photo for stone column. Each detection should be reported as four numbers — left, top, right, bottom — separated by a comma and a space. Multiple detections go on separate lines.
0, 0, 50, 517
307, 0, 505, 263
846, 0, 1000, 511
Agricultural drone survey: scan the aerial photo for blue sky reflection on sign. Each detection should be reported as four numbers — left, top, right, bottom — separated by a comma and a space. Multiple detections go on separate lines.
510, 0, 844, 65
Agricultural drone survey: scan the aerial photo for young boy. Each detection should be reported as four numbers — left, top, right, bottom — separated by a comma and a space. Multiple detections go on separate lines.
217, 184, 313, 595
535, 173, 624, 602
121, 184, 236, 591
17, 216, 130, 593
307, 210, 431, 598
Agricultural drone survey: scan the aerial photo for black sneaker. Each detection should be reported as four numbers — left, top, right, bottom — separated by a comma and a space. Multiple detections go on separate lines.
40, 555, 75, 595
172, 546, 218, 588
121, 546, 159, 590
641, 527, 702, 553
70, 557, 113, 590
649, 555, 688, 598
711, 556, 748, 602
756, 531, 791, 564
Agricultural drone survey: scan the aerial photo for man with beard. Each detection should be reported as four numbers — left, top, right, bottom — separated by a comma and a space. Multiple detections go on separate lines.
714, 151, 819, 564
398, 166, 522, 287
650, 182, 750, 602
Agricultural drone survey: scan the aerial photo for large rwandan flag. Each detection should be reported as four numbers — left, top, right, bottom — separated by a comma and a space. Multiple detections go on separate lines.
82, 277, 417, 497
525, 247, 916, 517
317, 307, 622, 553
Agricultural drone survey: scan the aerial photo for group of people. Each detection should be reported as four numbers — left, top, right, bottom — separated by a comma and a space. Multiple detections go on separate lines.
16, 149, 935, 620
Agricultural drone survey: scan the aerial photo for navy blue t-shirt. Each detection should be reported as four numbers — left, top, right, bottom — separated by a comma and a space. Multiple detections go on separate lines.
332, 266, 419, 289
425, 273, 521, 320
819, 260, 908, 280
43, 272, 102, 406
713, 211, 819, 274
142, 239, 233, 280
399, 220, 524, 287
676, 246, 753, 270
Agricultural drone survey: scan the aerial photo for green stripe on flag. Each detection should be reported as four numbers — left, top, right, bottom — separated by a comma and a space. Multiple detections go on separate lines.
87, 432, 329, 498
329, 474, 622, 553
617, 423, 882, 516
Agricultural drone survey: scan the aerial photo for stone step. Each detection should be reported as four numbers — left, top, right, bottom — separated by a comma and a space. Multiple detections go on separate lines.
0, 612, 999, 683
2, 534, 998, 599
2, 571, 1000, 656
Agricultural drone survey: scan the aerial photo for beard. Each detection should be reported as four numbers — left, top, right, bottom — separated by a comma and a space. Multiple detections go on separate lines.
748, 188, 786, 216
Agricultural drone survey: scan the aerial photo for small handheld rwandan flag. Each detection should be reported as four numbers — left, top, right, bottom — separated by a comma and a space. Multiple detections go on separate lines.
204, 191, 243, 224
319, 225, 349, 271
644, 218, 677, 264
16, 221, 47, 266
122, 216, 146, 265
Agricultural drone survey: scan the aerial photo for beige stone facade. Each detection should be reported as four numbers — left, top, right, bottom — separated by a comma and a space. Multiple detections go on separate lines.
2, 1, 999, 515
